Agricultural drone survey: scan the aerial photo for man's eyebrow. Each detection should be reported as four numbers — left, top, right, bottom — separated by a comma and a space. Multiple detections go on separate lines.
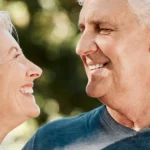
78, 19, 117, 29
90, 19, 118, 27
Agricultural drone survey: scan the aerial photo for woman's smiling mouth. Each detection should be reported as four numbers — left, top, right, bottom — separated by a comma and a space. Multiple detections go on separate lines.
20, 83, 34, 96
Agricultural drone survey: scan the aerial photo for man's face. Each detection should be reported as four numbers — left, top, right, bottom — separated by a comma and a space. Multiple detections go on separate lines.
76, 0, 150, 110
0, 29, 42, 120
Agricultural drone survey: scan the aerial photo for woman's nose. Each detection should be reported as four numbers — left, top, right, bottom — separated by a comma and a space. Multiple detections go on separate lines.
26, 61, 42, 80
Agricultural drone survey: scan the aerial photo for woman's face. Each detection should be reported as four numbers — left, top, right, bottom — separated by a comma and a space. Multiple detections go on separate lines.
0, 29, 42, 120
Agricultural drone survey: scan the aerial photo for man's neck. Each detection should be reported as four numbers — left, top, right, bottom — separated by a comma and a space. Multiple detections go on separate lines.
106, 106, 150, 131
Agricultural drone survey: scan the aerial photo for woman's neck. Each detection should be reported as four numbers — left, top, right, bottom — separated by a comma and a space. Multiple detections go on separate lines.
0, 114, 27, 143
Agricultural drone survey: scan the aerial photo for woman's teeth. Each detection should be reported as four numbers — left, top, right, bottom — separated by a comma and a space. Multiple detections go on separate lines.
20, 87, 34, 94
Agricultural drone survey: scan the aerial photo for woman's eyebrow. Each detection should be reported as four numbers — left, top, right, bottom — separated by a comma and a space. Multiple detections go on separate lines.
9, 46, 23, 53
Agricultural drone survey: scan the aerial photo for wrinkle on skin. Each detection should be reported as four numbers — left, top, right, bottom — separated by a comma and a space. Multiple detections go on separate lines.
0, 56, 18, 97
0, 56, 14, 67
13, 88, 30, 119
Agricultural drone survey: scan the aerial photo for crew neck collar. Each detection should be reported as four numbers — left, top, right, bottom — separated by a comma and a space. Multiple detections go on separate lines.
100, 105, 150, 136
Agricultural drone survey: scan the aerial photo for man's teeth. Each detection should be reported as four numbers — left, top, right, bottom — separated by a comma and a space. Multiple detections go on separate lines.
20, 88, 34, 94
88, 64, 104, 70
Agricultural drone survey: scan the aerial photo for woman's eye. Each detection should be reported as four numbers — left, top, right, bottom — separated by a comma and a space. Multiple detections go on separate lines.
80, 28, 84, 33
14, 54, 21, 58
79, 26, 85, 34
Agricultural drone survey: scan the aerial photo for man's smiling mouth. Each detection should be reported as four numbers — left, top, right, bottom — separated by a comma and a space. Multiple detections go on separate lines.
88, 63, 109, 71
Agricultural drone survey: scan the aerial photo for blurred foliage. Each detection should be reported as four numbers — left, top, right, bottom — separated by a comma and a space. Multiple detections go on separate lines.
0, 0, 101, 127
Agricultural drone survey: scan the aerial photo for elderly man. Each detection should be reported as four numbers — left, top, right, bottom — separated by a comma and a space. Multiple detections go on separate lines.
23, 0, 150, 149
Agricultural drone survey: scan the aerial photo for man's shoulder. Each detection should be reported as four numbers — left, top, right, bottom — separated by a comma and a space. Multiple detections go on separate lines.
38, 106, 102, 135
39, 113, 87, 135
22, 105, 105, 150
33, 106, 104, 144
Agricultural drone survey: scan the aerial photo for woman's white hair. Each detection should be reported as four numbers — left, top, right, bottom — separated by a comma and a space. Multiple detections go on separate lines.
0, 11, 13, 33
77, 0, 150, 27
77, 0, 84, 6
0, 11, 19, 42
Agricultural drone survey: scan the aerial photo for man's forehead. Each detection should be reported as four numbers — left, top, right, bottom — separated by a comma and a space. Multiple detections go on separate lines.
79, 0, 129, 24
82, 0, 127, 8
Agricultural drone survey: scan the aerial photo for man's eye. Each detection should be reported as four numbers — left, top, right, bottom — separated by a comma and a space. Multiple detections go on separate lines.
99, 28, 113, 35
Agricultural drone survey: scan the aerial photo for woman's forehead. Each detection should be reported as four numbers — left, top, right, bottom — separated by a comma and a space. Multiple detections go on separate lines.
0, 29, 19, 56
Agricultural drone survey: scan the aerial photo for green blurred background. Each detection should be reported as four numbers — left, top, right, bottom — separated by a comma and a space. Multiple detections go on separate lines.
0, 0, 101, 149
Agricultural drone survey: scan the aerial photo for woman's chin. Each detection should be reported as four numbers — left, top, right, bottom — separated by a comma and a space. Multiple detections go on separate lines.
18, 93, 41, 118
28, 105, 40, 118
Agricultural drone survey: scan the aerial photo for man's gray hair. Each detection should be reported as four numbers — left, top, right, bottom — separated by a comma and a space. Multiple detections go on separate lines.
77, 0, 150, 27
128, 0, 150, 27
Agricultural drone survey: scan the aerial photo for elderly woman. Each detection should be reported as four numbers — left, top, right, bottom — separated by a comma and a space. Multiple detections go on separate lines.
0, 11, 42, 143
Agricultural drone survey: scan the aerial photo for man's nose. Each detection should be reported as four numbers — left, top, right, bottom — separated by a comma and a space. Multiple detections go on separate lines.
26, 61, 42, 80
76, 31, 98, 55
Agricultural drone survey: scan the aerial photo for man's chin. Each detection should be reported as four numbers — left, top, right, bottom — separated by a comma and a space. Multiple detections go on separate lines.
86, 80, 108, 99
86, 85, 101, 98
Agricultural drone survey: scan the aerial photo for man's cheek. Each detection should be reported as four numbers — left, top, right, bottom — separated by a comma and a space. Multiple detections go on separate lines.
96, 37, 116, 56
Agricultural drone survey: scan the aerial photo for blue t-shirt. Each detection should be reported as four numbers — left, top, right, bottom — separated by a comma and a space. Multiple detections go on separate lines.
22, 105, 150, 150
